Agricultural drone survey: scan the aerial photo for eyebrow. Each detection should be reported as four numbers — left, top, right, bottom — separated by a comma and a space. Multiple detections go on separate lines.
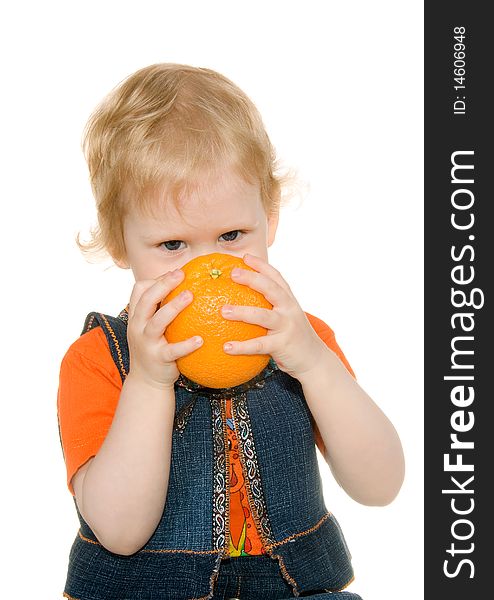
141, 221, 259, 241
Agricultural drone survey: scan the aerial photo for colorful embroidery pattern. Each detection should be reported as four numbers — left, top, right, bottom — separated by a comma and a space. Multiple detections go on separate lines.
211, 396, 228, 552
226, 397, 267, 556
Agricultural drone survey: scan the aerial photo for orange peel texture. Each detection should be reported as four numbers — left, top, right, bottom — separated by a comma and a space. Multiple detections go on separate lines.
162, 253, 272, 388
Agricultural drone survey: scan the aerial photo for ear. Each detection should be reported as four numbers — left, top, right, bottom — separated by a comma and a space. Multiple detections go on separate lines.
267, 209, 280, 247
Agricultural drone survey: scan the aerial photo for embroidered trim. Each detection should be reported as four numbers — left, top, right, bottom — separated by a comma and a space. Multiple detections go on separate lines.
84, 314, 95, 332
174, 397, 198, 434
211, 396, 228, 552
220, 398, 231, 555
117, 305, 129, 323
100, 313, 127, 379
232, 394, 275, 544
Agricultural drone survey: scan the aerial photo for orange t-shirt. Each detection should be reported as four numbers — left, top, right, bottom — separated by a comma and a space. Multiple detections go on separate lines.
57, 312, 355, 556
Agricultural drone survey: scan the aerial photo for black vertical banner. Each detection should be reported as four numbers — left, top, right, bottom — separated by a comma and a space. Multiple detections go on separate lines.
425, 3, 491, 598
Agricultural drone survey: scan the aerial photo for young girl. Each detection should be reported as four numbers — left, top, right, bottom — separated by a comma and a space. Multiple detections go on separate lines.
57, 63, 404, 600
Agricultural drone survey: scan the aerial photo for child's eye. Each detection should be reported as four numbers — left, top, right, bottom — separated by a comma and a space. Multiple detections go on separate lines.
160, 240, 185, 252
220, 230, 244, 242
158, 230, 245, 253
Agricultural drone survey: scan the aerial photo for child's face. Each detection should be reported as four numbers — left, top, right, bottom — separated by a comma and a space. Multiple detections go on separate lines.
119, 165, 279, 281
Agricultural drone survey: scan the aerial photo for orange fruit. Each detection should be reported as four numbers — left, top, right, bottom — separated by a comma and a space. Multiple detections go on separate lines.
161, 252, 272, 388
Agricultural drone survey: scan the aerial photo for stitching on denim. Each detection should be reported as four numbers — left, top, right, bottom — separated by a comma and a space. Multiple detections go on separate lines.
268, 551, 300, 597
203, 550, 224, 600
63, 593, 81, 600
78, 530, 100, 545
100, 313, 127, 378
85, 314, 95, 332
266, 511, 333, 550
78, 529, 219, 554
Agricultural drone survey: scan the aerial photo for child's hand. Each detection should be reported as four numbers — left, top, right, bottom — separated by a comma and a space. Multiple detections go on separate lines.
221, 253, 328, 382
126, 270, 203, 389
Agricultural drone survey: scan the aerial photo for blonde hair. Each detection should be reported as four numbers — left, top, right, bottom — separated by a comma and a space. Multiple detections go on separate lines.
78, 63, 295, 262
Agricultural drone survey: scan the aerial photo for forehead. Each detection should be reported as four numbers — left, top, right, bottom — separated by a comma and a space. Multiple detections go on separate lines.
127, 167, 264, 234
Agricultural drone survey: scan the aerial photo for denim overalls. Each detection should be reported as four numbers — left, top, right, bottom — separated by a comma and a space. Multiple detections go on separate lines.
62, 310, 362, 600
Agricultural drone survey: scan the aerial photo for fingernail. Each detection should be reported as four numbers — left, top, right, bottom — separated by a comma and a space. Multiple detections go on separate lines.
194, 336, 203, 345
172, 269, 183, 278
179, 290, 191, 300
231, 268, 241, 278
224, 342, 233, 351
222, 305, 233, 315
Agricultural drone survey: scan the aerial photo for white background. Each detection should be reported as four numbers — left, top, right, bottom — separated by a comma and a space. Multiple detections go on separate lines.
1, 1, 423, 598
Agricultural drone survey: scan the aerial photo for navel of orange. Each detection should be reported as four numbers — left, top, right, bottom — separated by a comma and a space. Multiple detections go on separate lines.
162, 252, 272, 388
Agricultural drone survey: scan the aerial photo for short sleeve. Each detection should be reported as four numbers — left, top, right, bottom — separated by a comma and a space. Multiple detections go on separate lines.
304, 312, 356, 378
304, 312, 356, 459
57, 327, 122, 496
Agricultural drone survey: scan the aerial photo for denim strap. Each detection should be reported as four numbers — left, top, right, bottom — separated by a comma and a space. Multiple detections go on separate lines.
81, 307, 130, 382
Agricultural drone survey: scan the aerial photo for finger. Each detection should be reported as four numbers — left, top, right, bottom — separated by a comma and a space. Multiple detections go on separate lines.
242, 253, 292, 294
230, 266, 285, 307
162, 334, 204, 362
145, 289, 194, 339
130, 270, 185, 325
223, 334, 274, 356
128, 279, 158, 319
221, 305, 277, 330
